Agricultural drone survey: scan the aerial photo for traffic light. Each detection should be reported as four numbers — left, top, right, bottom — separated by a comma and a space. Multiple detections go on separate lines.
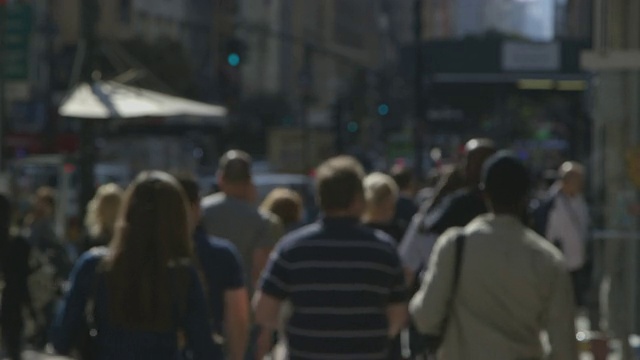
225, 38, 246, 67
347, 121, 359, 133
377, 103, 390, 116
227, 53, 241, 67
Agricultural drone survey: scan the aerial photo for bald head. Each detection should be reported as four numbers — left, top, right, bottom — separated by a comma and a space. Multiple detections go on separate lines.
464, 138, 497, 186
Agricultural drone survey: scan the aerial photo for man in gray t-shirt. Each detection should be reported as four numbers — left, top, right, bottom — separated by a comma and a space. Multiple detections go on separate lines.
201, 150, 283, 291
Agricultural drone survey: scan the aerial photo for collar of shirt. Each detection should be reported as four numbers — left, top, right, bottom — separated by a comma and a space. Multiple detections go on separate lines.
320, 216, 360, 227
472, 213, 523, 229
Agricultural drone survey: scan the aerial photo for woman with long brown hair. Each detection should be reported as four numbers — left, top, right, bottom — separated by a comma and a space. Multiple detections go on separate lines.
52, 171, 221, 360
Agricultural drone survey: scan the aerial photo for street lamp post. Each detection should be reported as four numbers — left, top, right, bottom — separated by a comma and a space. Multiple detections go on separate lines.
0, 0, 6, 171
299, 43, 313, 173
413, 0, 425, 180
77, 0, 99, 223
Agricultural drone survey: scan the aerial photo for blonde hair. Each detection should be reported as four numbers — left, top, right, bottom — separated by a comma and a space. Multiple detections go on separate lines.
85, 183, 124, 238
363, 172, 399, 208
260, 188, 304, 228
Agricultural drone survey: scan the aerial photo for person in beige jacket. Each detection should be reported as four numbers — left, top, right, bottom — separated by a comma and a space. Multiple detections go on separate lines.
410, 152, 578, 360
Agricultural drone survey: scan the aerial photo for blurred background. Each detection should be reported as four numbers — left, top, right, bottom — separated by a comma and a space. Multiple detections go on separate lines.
2, 0, 640, 342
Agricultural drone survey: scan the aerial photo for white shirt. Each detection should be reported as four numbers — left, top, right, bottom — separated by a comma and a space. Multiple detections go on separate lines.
410, 214, 578, 360
545, 191, 589, 271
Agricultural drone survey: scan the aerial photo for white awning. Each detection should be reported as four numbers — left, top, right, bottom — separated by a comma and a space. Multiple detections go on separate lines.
59, 81, 228, 125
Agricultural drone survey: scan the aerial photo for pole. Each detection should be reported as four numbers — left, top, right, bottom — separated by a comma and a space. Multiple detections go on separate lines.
413, 0, 424, 181
300, 43, 312, 173
42, 0, 55, 151
77, 0, 98, 224
0, 1, 7, 171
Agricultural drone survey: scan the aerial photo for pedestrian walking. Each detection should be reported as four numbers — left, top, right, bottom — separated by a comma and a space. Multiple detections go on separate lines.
362, 172, 403, 243
200, 150, 282, 291
0, 194, 34, 360
260, 188, 304, 234
24, 187, 71, 350
256, 188, 305, 359
399, 138, 496, 288
51, 171, 221, 360
200, 150, 283, 359
410, 152, 578, 360
177, 175, 250, 360
532, 161, 591, 308
253, 155, 408, 359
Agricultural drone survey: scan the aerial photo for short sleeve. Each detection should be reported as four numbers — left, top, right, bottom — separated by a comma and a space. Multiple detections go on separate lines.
220, 243, 245, 290
184, 267, 224, 360
257, 243, 290, 300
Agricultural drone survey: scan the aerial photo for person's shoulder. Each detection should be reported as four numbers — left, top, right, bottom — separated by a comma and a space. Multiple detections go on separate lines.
200, 192, 226, 209
523, 228, 565, 266
80, 246, 109, 261
74, 246, 110, 273
260, 209, 283, 226
346, 224, 401, 258
206, 235, 236, 250
275, 222, 322, 250
205, 236, 242, 259
368, 227, 398, 248
439, 226, 466, 244
431, 188, 473, 214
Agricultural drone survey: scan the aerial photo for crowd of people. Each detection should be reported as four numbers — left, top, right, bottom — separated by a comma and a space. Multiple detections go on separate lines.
0, 139, 594, 360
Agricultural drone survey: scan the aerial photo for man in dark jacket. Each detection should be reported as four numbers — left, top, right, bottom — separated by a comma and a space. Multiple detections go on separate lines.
400, 138, 497, 286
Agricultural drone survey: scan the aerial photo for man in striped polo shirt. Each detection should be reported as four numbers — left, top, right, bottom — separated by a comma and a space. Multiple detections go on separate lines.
253, 155, 408, 359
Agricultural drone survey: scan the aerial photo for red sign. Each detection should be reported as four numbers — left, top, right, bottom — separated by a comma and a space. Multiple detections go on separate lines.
4, 133, 80, 154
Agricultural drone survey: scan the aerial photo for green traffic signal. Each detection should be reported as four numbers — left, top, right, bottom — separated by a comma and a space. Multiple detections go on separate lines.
227, 53, 241, 67
378, 103, 389, 116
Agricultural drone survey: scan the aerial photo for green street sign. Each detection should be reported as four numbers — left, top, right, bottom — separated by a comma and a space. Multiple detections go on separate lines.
2, 1, 32, 80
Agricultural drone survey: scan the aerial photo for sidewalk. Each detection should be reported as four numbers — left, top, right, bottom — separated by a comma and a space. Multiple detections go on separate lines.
4, 350, 70, 360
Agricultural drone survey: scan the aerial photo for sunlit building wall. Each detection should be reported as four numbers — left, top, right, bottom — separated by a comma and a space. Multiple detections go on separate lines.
581, 0, 640, 336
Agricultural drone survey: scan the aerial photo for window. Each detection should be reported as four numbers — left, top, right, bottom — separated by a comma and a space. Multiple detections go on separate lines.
333, 0, 371, 49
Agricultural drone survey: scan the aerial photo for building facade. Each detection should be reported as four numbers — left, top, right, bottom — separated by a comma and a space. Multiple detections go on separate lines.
581, 0, 640, 341
220, 0, 387, 167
